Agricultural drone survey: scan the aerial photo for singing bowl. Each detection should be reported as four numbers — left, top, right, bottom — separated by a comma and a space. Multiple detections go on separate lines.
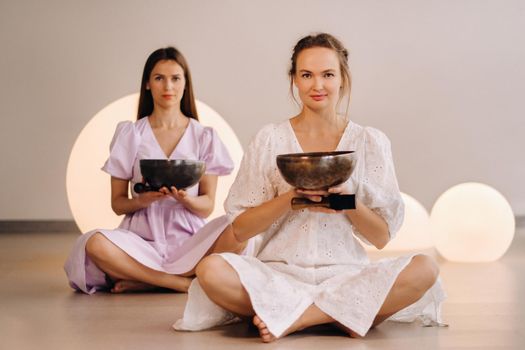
139, 159, 206, 191
276, 151, 356, 190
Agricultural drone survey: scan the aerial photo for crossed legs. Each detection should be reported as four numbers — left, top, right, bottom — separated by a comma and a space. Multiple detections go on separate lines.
196, 254, 439, 342
85, 225, 246, 293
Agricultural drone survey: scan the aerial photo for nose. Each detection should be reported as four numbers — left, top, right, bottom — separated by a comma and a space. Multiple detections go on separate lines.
164, 79, 174, 90
313, 77, 323, 91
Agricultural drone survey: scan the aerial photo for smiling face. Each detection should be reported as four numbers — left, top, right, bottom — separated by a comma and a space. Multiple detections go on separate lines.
293, 47, 343, 112
147, 60, 186, 110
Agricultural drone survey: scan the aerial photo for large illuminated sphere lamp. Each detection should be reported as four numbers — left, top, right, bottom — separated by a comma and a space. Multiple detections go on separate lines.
430, 182, 515, 262
66, 93, 243, 233
365, 192, 434, 252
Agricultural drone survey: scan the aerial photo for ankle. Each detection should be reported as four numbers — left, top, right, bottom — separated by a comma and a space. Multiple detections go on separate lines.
170, 275, 192, 292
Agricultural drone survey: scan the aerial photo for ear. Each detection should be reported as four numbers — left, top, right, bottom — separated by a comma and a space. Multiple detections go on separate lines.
146, 83, 150, 90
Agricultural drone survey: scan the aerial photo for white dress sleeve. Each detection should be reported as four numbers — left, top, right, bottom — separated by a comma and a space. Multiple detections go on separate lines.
354, 127, 404, 243
224, 126, 276, 220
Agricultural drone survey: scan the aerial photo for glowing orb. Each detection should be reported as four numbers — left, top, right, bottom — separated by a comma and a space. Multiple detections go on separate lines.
430, 182, 515, 262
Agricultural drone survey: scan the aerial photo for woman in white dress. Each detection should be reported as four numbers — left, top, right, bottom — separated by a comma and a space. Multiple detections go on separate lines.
175, 33, 446, 342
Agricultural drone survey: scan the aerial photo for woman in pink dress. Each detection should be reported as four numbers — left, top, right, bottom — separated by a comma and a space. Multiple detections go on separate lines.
64, 47, 248, 294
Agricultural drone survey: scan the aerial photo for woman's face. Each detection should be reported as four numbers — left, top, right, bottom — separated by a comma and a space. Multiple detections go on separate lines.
294, 47, 342, 112
147, 60, 186, 110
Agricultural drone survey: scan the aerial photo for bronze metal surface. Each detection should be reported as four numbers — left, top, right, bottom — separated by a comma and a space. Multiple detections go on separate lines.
276, 151, 356, 190
138, 159, 206, 191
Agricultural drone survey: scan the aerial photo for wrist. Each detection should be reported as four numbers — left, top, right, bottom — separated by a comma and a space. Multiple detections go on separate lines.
344, 198, 362, 215
281, 190, 296, 209
135, 195, 149, 209
178, 196, 193, 208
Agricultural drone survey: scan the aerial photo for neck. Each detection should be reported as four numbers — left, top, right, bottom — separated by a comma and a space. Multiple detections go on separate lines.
149, 105, 186, 128
295, 106, 346, 130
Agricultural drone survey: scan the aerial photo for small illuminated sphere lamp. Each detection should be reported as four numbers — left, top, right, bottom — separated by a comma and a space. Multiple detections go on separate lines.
66, 93, 243, 233
430, 182, 515, 262
365, 192, 434, 252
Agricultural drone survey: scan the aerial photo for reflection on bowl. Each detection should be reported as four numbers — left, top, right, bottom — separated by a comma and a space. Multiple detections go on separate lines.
276, 151, 356, 190
138, 159, 205, 191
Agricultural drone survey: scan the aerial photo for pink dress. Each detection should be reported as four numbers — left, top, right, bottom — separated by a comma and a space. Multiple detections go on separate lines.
64, 117, 236, 294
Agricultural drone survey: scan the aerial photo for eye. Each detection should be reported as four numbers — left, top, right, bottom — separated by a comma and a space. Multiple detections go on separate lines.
301, 73, 311, 79
173, 76, 181, 81
154, 76, 163, 81
324, 72, 335, 78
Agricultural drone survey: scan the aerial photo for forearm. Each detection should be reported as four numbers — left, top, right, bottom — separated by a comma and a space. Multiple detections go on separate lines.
345, 200, 390, 249
232, 190, 296, 242
112, 196, 147, 215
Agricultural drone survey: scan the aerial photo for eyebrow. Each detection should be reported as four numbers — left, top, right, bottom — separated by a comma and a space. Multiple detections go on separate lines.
298, 69, 336, 73
152, 73, 182, 76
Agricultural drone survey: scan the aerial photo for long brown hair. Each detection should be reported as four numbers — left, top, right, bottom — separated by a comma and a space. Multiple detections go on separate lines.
289, 33, 351, 113
137, 47, 199, 120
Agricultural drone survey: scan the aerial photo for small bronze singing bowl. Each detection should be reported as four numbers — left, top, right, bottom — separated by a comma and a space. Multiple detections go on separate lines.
276, 151, 356, 190
134, 159, 206, 193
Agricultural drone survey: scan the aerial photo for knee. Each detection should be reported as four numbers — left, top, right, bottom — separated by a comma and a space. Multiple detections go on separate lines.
195, 255, 228, 290
411, 254, 439, 292
85, 233, 111, 261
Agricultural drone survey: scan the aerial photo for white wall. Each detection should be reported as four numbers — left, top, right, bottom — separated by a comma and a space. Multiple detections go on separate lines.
1, 0, 524, 219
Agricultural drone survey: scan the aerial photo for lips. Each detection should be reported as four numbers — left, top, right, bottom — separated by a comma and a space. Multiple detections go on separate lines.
310, 94, 327, 101
162, 95, 174, 99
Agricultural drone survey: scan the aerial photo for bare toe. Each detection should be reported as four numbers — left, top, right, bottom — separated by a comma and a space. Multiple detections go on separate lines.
110, 280, 125, 293
253, 315, 276, 343
111, 280, 157, 293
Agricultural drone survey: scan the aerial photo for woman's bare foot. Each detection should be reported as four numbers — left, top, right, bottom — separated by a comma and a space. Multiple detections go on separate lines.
252, 315, 305, 343
253, 315, 277, 343
110, 274, 193, 293
110, 280, 158, 293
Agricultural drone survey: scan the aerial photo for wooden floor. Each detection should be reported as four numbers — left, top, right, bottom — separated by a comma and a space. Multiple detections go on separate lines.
1, 229, 524, 349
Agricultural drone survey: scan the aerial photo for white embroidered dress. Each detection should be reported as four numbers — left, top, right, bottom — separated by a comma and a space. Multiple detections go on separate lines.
175, 120, 446, 337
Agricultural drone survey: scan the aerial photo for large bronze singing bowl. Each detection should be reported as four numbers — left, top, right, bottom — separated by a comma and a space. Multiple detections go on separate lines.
139, 159, 206, 190
276, 151, 356, 190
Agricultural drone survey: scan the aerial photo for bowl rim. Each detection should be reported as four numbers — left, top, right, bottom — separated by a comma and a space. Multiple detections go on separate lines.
139, 159, 205, 166
276, 150, 354, 160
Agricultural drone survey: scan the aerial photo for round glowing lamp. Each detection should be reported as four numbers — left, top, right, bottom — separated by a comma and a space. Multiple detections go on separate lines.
430, 182, 515, 262
66, 93, 243, 233
366, 192, 434, 252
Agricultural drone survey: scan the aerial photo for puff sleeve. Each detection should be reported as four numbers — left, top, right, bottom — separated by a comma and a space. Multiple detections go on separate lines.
198, 127, 234, 176
101, 121, 141, 180
354, 127, 404, 242
224, 126, 276, 220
